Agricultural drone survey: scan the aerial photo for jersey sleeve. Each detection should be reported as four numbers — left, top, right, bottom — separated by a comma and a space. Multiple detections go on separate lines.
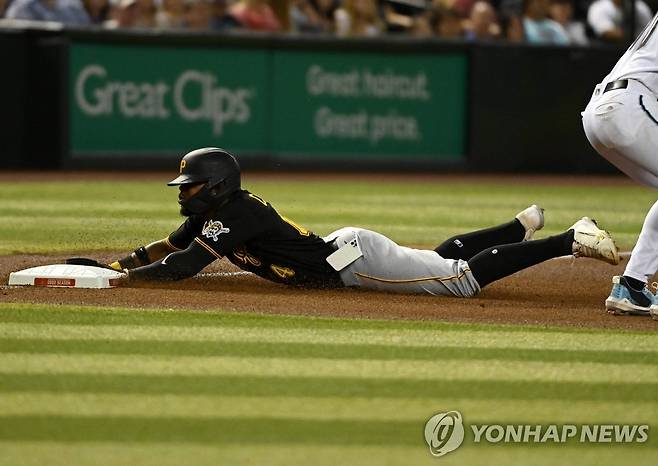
167, 216, 204, 250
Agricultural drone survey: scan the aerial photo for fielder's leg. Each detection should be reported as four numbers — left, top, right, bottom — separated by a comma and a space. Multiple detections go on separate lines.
625, 200, 658, 283
606, 200, 658, 316
583, 80, 658, 316
435, 205, 544, 260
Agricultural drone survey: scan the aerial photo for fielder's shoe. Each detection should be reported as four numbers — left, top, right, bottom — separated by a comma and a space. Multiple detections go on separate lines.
569, 217, 620, 265
605, 276, 658, 316
516, 205, 544, 241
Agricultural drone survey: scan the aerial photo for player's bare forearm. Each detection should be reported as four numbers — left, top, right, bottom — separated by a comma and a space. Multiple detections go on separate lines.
110, 239, 178, 271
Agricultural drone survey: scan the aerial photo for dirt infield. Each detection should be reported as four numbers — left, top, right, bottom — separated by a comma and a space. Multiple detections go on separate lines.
2, 252, 656, 331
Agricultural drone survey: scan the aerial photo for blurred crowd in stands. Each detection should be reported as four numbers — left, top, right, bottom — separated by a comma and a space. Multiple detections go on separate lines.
0, 0, 655, 45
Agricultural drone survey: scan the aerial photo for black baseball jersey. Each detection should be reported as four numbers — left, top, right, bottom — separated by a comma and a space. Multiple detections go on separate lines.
166, 190, 342, 288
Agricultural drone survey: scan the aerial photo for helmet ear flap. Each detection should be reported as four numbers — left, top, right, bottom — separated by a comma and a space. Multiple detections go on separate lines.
208, 179, 223, 196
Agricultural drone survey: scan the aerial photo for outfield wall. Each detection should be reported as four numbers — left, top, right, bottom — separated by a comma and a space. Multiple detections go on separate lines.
1, 29, 29, 169
2, 25, 623, 173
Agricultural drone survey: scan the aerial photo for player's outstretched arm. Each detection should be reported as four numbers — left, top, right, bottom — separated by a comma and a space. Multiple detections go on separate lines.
122, 241, 216, 282
109, 239, 178, 271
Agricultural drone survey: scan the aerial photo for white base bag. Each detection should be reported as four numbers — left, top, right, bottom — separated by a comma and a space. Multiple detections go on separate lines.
8, 264, 125, 289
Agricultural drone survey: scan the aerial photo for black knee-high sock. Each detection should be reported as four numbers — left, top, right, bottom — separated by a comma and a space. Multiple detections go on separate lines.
469, 231, 575, 288
435, 219, 526, 261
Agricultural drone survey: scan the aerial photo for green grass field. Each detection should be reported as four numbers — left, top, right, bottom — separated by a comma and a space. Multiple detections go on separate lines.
0, 304, 657, 466
0, 176, 655, 253
1, 176, 658, 465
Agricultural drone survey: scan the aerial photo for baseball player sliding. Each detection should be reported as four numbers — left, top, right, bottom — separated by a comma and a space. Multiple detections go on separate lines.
88, 147, 619, 297
582, 12, 658, 318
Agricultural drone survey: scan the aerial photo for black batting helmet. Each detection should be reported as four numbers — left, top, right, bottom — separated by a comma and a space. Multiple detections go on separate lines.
168, 147, 241, 214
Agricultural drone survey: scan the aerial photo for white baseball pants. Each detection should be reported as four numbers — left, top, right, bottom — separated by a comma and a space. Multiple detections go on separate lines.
582, 78, 658, 282
324, 227, 481, 297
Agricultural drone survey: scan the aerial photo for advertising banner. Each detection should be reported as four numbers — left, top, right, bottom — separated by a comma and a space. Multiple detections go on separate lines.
70, 43, 268, 155
271, 50, 467, 160
70, 42, 466, 162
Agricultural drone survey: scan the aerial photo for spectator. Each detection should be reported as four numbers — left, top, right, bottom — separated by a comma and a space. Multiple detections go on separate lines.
502, 13, 524, 40
290, 0, 317, 31
522, 0, 569, 44
290, 0, 337, 33
410, 11, 432, 36
382, 3, 413, 33
464, 1, 500, 40
134, 0, 156, 26
334, 0, 384, 37
452, 0, 477, 17
587, 0, 652, 42
499, 0, 523, 18
549, 0, 587, 44
183, 0, 211, 28
410, 2, 439, 36
311, 0, 338, 30
382, 0, 426, 33
155, 0, 186, 28
230, 0, 281, 31
5, 0, 91, 24
270, 0, 291, 31
1, 0, 9, 16
432, 5, 464, 38
105, 0, 138, 27
83, 0, 109, 23
210, 0, 241, 29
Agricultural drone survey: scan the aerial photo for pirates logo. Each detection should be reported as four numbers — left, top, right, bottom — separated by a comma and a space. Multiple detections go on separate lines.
202, 220, 230, 242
